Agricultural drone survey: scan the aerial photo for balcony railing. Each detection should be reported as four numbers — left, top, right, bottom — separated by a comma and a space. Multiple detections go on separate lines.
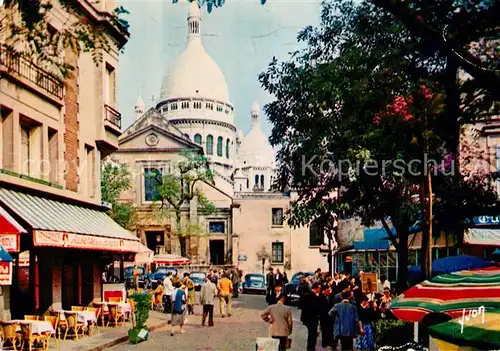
104, 104, 122, 129
0, 46, 64, 99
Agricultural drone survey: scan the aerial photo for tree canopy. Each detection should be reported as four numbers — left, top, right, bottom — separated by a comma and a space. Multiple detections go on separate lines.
259, 0, 498, 287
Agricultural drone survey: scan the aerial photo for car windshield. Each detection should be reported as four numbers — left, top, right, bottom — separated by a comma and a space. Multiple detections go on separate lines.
248, 275, 264, 281
126, 267, 144, 274
190, 273, 206, 279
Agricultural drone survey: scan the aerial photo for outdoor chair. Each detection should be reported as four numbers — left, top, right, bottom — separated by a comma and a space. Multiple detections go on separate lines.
20, 323, 45, 351
62, 313, 84, 340
107, 305, 124, 327
23, 316, 39, 321
42, 315, 58, 347
84, 307, 100, 335
0, 321, 22, 350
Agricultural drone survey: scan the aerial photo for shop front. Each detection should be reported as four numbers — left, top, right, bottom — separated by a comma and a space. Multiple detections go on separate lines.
0, 187, 144, 317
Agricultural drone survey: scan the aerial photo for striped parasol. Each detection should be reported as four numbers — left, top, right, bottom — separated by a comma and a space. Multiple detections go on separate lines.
428, 308, 500, 350
390, 266, 500, 323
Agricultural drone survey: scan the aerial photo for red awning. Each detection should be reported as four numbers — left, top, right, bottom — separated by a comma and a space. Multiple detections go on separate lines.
0, 206, 26, 235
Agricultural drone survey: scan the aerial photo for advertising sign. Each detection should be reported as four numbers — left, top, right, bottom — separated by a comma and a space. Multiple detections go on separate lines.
0, 261, 12, 285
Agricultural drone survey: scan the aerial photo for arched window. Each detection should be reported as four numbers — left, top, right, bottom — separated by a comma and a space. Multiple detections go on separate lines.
206, 135, 213, 155
225, 139, 230, 158
309, 220, 324, 247
260, 175, 264, 188
270, 175, 273, 189
254, 175, 259, 186
194, 134, 202, 145
239, 184, 242, 191
184, 134, 190, 140
217, 136, 223, 157
246, 179, 249, 189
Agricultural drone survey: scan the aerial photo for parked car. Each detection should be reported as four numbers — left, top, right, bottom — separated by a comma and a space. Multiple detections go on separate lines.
284, 272, 314, 305
151, 267, 178, 289
124, 266, 146, 289
242, 274, 266, 294
189, 272, 206, 291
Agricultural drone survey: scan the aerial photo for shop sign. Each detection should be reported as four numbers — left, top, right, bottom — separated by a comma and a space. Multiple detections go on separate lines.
473, 216, 500, 226
0, 262, 12, 285
0, 234, 18, 252
33, 230, 141, 253
238, 254, 248, 261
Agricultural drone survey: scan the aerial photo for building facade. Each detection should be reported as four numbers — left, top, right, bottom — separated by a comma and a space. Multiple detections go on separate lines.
0, 0, 139, 319
118, 1, 327, 273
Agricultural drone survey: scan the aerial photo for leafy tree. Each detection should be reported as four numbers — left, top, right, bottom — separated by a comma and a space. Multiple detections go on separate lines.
1, 0, 130, 77
259, 0, 497, 287
152, 150, 216, 257
101, 162, 137, 229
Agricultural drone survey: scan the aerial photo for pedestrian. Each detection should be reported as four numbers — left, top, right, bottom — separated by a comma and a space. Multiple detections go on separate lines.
356, 294, 377, 351
217, 273, 233, 317
377, 274, 391, 294
319, 285, 334, 349
329, 289, 363, 351
170, 281, 187, 336
208, 269, 218, 285
182, 272, 196, 315
231, 268, 240, 298
275, 268, 284, 287
261, 290, 293, 351
200, 276, 217, 327
162, 272, 175, 314
266, 267, 276, 305
300, 282, 324, 351
283, 271, 289, 285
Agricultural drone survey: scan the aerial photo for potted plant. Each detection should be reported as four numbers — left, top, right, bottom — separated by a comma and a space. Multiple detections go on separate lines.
128, 292, 152, 344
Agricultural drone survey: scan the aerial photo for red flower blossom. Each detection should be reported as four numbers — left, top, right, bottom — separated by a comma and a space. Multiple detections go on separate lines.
373, 116, 382, 124
419, 85, 432, 99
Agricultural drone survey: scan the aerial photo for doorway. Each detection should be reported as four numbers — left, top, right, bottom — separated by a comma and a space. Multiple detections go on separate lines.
146, 231, 164, 254
62, 262, 79, 310
209, 240, 225, 265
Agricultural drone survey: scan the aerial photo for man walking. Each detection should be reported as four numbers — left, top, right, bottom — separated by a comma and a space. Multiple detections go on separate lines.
200, 276, 217, 327
300, 282, 324, 351
217, 273, 233, 317
266, 267, 276, 305
231, 268, 241, 298
329, 290, 363, 351
162, 272, 175, 314
261, 291, 293, 351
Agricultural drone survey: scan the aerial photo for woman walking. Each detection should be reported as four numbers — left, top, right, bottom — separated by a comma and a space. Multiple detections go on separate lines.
356, 294, 377, 351
183, 273, 196, 315
170, 281, 187, 336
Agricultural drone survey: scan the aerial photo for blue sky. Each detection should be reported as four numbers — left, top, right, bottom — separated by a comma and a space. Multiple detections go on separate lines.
118, 0, 321, 137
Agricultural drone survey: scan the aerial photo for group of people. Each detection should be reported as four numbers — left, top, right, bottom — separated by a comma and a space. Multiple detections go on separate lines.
158, 268, 241, 335
299, 271, 393, 350
265, 267, 290, 305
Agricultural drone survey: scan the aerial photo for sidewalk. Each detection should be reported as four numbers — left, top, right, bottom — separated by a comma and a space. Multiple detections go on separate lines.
54, 311, 170, 351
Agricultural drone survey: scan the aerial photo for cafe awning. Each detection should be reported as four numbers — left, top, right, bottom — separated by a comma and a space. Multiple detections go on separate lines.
0, 188, 141, 253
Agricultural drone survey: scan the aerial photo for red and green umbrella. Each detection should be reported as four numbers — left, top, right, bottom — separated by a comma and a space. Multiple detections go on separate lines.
390, 266, 500, 323
428, 308, 500, 350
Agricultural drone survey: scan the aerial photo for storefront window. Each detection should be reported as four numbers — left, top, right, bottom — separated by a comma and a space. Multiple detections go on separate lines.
387, 251, 397, 282
407, 250, 417, 267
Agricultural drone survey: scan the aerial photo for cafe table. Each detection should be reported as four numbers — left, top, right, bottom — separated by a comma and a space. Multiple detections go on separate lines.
55, 310, 97, 326
93, 301, 132, 318
11, 319, 55, 335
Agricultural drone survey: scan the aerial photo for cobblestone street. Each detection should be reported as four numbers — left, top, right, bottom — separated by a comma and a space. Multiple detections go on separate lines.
111, 294, 308, 350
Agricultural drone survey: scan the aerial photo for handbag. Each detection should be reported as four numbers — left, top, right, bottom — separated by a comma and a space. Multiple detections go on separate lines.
285, 338, 292, 349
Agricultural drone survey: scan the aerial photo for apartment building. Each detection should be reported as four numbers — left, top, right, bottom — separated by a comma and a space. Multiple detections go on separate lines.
0, 0, 141, 319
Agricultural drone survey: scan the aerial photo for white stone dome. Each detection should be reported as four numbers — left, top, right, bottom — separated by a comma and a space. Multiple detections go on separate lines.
160, 2, 231, 104
238, 103, 275, 168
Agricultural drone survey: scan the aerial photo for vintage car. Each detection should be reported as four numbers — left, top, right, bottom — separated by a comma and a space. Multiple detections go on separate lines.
242, 273, 266, 294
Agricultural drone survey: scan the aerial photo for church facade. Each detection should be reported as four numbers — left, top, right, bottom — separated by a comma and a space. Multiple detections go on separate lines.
113, 1, 327, 273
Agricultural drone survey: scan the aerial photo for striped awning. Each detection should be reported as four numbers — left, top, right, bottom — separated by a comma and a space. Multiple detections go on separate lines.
428, 308, 500, 350
153, 254, 190, 265
0, 188, 141, 253
390, 266, 500, 323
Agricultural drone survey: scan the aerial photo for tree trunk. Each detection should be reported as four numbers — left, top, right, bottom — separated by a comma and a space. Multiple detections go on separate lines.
175, 211, 187, 257
396, 229, 409, 291
419, 176, 430, 278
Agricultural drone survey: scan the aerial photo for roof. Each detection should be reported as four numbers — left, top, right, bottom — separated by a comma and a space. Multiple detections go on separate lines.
0, 188, 139, 242
159, 3, 231, 104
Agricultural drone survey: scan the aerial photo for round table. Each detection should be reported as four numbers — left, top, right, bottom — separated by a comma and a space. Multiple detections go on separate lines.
56, 310, 97, 326
12, 320, 55, 335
